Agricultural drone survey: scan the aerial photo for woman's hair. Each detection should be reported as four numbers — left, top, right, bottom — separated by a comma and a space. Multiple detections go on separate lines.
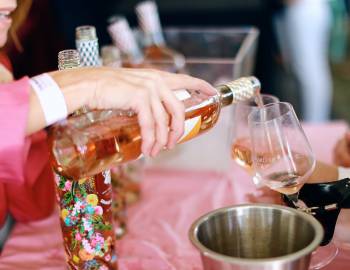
9, 0, 33, 51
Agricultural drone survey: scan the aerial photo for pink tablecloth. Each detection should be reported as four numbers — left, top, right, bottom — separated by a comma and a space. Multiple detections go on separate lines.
0, 121, 349, 270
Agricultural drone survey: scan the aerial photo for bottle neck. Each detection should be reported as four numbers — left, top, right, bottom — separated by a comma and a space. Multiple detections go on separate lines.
58, 49, 80, 70
101, 45, 122, 67
128, 48, 145, 65
75, 25, 101, 67
57, 49, 88, 115
136, 1, 165, 46
144, 31, 165, 47
216, 76, 261, 107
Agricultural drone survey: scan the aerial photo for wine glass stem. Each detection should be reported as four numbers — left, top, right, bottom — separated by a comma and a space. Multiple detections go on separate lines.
287, 192, 299, 204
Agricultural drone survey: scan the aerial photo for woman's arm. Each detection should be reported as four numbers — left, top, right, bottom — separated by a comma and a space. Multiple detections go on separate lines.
27, 67, 216, 156
333, 131, 350, 167
307, 161, 338, 183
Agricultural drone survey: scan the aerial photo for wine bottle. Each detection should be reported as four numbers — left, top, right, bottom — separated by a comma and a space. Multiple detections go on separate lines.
107, 16, 149, 68
55, 49, 117, 270
135, 0, 185, 73
49, 76, 261, 180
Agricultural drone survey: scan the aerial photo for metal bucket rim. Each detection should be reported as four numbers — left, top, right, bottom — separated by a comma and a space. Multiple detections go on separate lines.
188, 203, 324, 266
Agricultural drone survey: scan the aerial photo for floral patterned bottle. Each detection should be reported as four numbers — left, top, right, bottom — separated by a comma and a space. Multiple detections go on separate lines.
54, 45, 117, 269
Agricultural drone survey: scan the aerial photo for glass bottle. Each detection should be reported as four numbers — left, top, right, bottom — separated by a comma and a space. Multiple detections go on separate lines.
101, 45, 122, 68
49, 76, 261, 180
76, 25, 101, 67
135, 0, 185, 73
100, 43, 139, 237
54, 49, 118, 270
107, 16, 149, 68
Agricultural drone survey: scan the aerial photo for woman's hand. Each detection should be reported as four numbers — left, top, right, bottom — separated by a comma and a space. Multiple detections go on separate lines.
48, 67, 216, 157
333, 132, 350, 167
307, 161, 338, 183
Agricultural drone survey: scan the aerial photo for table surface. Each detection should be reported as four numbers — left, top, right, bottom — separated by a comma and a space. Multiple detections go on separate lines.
0, 121, 349, 270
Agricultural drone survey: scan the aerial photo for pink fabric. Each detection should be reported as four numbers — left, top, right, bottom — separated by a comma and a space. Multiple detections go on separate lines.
0, 121, 349, 269
0, 78, 56, 225
0, 77, 30, 184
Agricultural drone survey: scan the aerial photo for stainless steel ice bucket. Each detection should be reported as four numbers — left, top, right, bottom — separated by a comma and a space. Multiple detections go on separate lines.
189, 204, 323, 270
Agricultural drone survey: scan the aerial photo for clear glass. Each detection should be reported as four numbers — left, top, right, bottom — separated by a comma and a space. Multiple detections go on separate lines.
58, 49, 80, 70
248, 102, 337, 269
231, 94, 279, 184
248, 102, 315, 196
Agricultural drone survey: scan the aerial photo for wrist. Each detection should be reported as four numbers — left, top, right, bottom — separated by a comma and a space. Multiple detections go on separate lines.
29, 73, 68, 126
49, 69, 96, 114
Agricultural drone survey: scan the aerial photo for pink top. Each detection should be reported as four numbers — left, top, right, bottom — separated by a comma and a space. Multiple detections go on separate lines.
0, 78, 55, 226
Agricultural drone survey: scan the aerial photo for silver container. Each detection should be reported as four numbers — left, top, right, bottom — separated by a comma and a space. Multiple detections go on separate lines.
189, 204, 323, 270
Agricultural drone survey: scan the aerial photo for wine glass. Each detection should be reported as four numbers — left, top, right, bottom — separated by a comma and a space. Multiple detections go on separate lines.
248, 102, 338, 269
231, 94, 279, 187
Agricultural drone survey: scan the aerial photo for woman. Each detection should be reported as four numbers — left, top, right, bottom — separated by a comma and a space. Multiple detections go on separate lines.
0, 0, 216, 249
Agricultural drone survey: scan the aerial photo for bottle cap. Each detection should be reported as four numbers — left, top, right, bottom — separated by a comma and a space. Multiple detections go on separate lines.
218, 76, 261, 106
58, 49, 81, 70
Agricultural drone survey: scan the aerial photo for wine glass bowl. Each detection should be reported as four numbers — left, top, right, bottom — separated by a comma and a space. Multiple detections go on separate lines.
247, 102, 315, 196
231, 94, 279, 175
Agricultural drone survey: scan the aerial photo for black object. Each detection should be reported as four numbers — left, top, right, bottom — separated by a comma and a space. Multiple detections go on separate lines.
282, 178, 350, 246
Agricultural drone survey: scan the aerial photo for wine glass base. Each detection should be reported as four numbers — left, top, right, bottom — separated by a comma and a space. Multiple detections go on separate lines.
309, 242, 339, 269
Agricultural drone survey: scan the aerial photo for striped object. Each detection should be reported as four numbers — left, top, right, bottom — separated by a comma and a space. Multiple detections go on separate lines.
75, 25, 101, 67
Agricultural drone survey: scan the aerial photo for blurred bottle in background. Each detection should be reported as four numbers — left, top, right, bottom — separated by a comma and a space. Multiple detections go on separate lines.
135, 0, 185, 73
75, 25, 101, 67
101, 45, 122, 68
107, 16, 149, 68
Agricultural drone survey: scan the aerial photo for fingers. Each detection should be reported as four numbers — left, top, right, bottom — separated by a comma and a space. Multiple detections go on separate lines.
159, 88, 185, 149
124, 68, 216, 95
160, 72, 217, 96
149, 94, 169, 157
95, 68, 213, 157
132, 91, 155, 156
126, 70, 186, 152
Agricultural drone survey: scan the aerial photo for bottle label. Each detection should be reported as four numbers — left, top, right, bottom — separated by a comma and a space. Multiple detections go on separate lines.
178, 116, 201, 143
174, 89, 191, 101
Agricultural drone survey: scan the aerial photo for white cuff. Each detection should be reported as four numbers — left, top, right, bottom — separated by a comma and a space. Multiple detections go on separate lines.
29, 73, 68, 126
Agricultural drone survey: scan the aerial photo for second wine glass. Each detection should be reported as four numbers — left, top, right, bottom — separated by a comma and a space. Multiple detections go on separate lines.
247, 102, 315, 197
248, 102, 338, 269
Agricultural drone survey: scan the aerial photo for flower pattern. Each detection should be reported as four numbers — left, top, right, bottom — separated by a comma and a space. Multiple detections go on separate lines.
54, 171, 117, 270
